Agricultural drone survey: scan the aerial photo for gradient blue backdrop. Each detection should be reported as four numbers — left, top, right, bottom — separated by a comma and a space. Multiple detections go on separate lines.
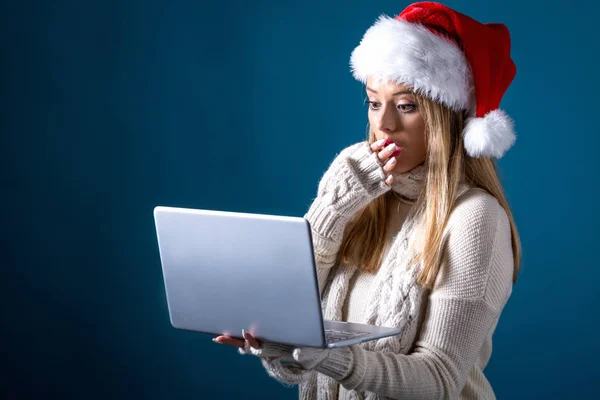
2, 0, 598, 398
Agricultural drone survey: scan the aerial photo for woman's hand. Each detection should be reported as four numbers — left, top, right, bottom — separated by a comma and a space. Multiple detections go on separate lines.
213, 329, 261, 350
213, 330, 331, 371
214, 330, 296, 361
370, 138, 402, 186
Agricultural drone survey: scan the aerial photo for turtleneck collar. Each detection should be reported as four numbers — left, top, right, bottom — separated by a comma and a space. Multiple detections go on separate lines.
390, 163, 426, 203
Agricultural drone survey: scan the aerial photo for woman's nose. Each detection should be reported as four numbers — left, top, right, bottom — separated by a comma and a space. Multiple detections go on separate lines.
376, 104, 398, 133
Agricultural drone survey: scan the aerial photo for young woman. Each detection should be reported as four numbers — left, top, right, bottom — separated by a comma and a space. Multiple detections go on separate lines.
214, 2, 521, 399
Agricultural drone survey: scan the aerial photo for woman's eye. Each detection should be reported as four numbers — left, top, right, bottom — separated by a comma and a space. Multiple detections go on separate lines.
364, 99, 415, 112
398, 104, 416, 113
365, 100, 381, 110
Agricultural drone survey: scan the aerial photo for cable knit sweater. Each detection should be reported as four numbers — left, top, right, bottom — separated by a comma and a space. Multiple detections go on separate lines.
242, 141, 514, 399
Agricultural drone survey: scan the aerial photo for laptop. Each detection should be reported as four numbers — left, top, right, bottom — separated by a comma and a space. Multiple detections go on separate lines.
153, 206, 401, 348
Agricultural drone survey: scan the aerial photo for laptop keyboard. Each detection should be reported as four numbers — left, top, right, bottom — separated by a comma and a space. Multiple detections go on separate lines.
325, 329, 370, 343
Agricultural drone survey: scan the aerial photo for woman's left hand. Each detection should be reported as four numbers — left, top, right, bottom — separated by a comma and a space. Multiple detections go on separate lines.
213, 329, 261, 350
214, 330, 299, 362
214, 330, 332, 371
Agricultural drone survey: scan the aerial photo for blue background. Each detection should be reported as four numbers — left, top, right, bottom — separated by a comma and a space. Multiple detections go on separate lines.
2, 0, 598, 398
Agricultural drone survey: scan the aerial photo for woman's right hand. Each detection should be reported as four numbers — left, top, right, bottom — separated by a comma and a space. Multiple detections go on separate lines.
370, 138, 402, 186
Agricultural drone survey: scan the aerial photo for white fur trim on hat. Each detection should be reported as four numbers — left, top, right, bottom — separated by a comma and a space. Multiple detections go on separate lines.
463, 109, 516, 158
350, 15, 473, 111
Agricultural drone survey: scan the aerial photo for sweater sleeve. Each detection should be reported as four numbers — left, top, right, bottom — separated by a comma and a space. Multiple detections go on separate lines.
314, 189, 515, 399
303, 141, 390, 280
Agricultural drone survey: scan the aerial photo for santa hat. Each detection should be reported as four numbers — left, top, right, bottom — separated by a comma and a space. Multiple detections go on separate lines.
350, 1, 517, 158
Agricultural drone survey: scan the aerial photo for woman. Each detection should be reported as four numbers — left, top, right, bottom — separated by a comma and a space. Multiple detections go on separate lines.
214, 2, 521, 399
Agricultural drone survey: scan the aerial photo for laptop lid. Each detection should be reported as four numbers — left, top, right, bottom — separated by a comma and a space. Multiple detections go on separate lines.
153, 206, 327, 348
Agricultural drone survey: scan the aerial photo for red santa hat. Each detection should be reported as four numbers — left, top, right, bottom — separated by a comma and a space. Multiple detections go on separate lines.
350, 1, 517, 158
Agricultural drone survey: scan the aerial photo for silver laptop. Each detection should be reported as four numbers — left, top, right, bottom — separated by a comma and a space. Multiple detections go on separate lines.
153, 206, 401, 349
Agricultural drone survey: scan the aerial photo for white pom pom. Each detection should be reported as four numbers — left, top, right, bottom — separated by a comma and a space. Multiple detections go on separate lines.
463, 109, 516, 158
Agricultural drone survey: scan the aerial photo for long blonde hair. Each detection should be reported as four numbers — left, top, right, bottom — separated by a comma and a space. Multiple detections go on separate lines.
337, 93, 521, 289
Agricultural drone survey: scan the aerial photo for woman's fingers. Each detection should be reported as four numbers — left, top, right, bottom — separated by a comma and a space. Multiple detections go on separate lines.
385, 174, 394, 186
370, 138, 387, 152
213, 335, 245, 348
372, 138, 402, 165
371, 139, 399, 186
213, 330, 263, 350
383, 156, 397, 174
243, 330, 262, 349
378, 142, 402, 163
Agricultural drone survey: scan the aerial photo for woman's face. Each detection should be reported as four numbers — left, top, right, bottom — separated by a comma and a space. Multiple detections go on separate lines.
366, 77, 427, 174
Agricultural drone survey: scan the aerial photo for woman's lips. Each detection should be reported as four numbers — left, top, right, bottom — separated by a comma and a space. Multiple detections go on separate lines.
384, 139, 403, 157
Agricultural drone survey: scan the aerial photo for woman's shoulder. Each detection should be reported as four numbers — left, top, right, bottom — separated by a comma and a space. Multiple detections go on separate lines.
434, 186, 514, 303
442, 185, 513, 260
447, 185, 509, 233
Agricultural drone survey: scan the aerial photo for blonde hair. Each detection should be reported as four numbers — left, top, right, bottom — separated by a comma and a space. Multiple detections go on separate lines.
337, 93, 521, 289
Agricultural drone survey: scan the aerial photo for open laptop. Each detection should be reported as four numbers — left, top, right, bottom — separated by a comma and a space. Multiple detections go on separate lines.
153, 206, 401, 348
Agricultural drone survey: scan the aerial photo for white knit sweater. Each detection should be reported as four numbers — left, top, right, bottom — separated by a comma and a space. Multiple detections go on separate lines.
244, 141, 514, 399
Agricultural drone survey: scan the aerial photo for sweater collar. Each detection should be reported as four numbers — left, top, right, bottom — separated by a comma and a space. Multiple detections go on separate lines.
390, 163, 426, 203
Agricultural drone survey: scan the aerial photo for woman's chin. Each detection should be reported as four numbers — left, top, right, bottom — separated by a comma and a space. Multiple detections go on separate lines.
392, 162, 413, 174
393, 159, 423, 174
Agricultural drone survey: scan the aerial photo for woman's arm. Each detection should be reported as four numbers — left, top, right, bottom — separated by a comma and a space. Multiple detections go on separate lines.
303, 141, 391, 289
310, 189, 515, 399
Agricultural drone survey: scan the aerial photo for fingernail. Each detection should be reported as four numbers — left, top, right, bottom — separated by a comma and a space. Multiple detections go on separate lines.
375, 139, 386, 146
386, 143, 396, 152
387, 157, 397, 165
212, 338, 219, 343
